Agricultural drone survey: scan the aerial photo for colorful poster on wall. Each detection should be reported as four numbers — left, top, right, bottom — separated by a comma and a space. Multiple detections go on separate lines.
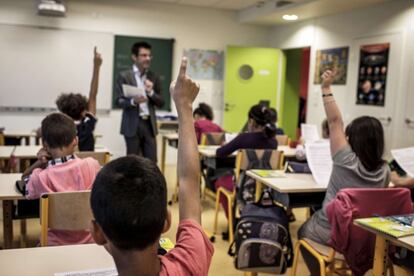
356, 43, 390, 106
314, 47, 349, 85
183, 49, 224, 80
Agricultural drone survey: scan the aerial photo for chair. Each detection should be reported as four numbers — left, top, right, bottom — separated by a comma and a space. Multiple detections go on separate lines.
75, 151, 110, 166
213, 149, 284, 243
291, 188, 413, 276
200, 132, 225, 146
276, 134, 289, 146
40, 191, 93, 246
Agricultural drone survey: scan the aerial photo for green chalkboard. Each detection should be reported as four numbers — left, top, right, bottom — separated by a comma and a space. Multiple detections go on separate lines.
112, 35, 174, 110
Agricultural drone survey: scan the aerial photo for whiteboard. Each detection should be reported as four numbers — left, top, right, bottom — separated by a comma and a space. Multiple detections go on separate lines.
0, 24, 114, 110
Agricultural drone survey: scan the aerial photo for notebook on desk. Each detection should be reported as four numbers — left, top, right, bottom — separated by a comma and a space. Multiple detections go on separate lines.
250, 170, 286, 178
356, 214, 414, 238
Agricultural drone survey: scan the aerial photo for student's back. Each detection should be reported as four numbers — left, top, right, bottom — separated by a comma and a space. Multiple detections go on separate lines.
193, 103, 223, 143
23, 113, 100, 246
216, 104, 278, 157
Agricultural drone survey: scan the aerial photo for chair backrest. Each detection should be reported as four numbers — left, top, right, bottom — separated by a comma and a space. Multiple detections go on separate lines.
40, 191, 92, 246
276, 135, 289, 146
76, 151, 109, 166
200, 132, 225, 146
235, 149, 284, 182
326, 188, 414, 275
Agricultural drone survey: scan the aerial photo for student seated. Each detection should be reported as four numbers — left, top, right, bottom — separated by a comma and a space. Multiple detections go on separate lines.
216, 104, 278, 157
56, 47, 102, 151
23, 113, 100, 246
193, 102, 223, 144
269, 107, 285, 135
298, 70, 389, 275
89, 58, 214, 276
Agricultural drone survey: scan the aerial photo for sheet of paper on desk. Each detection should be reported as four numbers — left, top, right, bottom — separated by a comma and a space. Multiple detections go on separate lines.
301, 124, 320, 142
391, 147, 414, 177
122, 84, 146, 98
305, 141, 332, 186
55, 267, 117, 276
225, 133, 238, 143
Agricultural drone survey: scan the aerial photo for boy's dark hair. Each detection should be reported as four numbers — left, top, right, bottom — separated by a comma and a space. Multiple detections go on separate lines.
131, 41, 152, 56
248, 104, 277, 139
41, 113, 77, 149
345, 116, 385, 172
56, 93, 88, 121
91, 155, 167, 250
193, 102, 214, 120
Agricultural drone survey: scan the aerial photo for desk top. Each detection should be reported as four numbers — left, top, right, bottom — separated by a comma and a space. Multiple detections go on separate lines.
3, 130, 38, 138
0, 146, 111, 159
163, 132, 179, 140
354, 220, 414, 251
0, 173, 24, 200
0, 243, 115, 276
246, 170, 327, 193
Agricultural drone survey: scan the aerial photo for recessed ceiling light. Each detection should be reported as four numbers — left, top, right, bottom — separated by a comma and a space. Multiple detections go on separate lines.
282, 14, 298, 21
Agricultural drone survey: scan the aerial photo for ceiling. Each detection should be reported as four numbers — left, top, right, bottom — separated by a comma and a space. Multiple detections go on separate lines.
142, 0, 392, 25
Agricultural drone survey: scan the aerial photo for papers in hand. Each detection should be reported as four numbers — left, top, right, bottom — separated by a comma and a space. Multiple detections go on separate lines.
301, 124, 320, 142
122, 84, 146, 98
305, 141, 332, 186
391, 147, 414, 177
55, 267, 117, 276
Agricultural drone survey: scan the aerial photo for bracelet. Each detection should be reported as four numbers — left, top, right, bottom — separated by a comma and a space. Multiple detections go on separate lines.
322, 93, 333, 97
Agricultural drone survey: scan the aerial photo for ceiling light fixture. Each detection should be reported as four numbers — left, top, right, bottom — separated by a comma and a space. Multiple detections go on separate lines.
282, 14, 298, 21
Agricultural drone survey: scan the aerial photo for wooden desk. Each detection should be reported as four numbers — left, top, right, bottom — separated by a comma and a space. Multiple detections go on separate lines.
0, 173, 24, 249
198, 145, 236, 170
0, 146, 15, 159
3, 130, 39, 145
355, 220, 414, 276
157, 120, 179, 131
0, 243, 115, 276
0, 146, 110, 160
160, 132, 178, 174
278, 145, 296, 158
246, 170, 327, 207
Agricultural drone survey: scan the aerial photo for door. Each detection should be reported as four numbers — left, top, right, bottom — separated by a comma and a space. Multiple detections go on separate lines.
223, 46, 283, 132
346, 33, 402, 157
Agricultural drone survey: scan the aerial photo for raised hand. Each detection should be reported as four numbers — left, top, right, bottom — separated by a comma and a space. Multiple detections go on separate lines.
321, 69, 336, 89
170, 57, 199, 108
94, 46, 102, 67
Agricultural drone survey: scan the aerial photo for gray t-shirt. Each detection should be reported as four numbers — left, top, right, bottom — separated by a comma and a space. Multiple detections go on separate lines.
299, 145, 390, 244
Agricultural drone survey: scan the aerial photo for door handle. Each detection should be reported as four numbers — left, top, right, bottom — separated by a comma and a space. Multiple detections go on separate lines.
378, 117, 392, 123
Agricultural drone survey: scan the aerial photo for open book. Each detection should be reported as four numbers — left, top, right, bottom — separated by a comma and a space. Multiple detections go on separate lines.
356, 214, 414, 238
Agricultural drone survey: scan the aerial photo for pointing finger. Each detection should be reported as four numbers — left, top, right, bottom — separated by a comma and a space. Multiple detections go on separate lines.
178, 57, 187, 79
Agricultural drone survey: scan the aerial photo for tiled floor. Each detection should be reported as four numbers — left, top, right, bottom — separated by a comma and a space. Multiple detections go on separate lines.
0, 164, 411, 275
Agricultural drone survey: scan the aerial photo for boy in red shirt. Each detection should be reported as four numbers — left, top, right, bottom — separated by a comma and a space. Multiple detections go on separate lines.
90, 57, 214, 276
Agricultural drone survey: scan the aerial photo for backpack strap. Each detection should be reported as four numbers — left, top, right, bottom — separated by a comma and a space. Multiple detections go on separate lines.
245, 149, 258, 169
260, 150, 273, 167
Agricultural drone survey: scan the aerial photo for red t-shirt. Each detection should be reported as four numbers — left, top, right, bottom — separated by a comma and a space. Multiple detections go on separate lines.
159, 220, 214, 276
194, 119, 223, 143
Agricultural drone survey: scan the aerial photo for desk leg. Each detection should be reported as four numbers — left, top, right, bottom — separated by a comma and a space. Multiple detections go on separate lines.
3, 200, 14, 249
24, 137, 30, 145
372, 235, 388, 276
161, 137, 167, 174
255, 181, 263, 202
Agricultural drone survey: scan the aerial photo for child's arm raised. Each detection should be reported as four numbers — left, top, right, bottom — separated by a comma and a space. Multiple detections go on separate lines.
170, 58, 201, 223
321, 70, 347, 156
87, 47, 102, 116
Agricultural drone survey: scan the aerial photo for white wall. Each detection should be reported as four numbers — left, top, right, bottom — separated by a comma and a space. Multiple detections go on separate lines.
269, 0, 414, 153
0, 0, 270, 161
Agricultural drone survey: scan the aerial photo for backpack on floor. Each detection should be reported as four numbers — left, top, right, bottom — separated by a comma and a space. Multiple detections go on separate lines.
229, 192, 293, 274
236, 149, 272, 211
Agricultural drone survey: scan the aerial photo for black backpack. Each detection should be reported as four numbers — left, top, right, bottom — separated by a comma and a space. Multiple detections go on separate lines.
236, 149, 273, 211
229, 192, 294, 274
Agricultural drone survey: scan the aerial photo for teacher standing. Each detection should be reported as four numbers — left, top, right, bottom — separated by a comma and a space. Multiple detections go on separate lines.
115, 41, 164, 161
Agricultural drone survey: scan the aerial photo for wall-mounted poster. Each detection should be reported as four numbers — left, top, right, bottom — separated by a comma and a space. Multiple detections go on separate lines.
356, 43, 390, 106
183, 49, 224, 80
314, 47, 349, 85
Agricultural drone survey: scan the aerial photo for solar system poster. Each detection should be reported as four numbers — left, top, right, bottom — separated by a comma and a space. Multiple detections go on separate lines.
356, 43, 390, 106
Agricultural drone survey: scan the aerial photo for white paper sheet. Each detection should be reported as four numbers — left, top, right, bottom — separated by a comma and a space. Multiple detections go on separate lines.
55, 267, 117, 276
301, 124, 320, 142
122, 84, 146, 98
305, 141, 332, 186
225, 133, 238, 143
391, 147, 414, 177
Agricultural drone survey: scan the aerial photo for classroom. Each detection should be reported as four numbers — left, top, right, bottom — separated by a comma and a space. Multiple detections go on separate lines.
1, 0, 414, 275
